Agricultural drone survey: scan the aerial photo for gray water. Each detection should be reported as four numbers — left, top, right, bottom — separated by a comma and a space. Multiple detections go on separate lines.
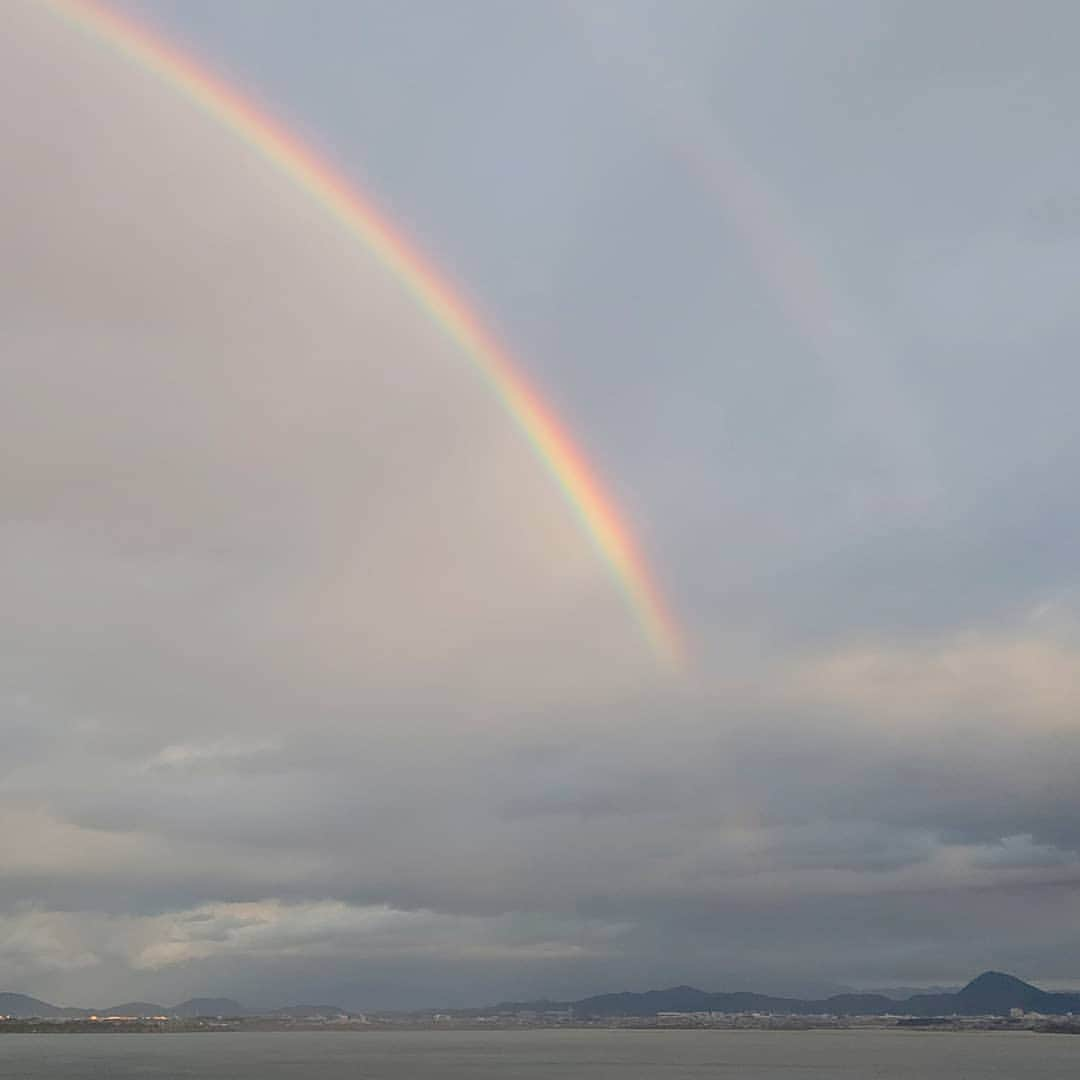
0, 1029, 1077, 1079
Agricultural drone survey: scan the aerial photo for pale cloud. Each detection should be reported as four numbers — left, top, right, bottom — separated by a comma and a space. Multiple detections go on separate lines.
0, 901, 627, 997
141, 739, 284, 775
0, 806, 151, 877
0, 911, 102, 977
126, 901, 620, 971
785, 629, 1080, 734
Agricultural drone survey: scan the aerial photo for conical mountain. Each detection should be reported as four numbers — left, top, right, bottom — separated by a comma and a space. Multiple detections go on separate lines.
953, 971, 1078, 1015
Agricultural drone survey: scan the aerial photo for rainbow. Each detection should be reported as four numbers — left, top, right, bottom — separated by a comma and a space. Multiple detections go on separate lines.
43, 0, 684, 668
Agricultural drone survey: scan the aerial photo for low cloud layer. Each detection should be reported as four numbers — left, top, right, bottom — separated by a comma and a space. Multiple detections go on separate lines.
3, 0, 1080, 1009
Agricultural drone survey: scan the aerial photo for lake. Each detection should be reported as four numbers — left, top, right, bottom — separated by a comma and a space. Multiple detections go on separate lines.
0, 1029, 1076, 1078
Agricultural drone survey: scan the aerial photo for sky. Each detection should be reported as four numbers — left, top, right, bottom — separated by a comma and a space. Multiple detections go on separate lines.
2, 0, 1080, 1010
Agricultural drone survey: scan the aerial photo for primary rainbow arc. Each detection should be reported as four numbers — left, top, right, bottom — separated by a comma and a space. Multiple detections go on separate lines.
46, 0, 684, 668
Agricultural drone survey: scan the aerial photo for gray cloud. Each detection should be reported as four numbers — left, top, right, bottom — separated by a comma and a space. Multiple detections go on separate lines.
3, 0, 1080, 1009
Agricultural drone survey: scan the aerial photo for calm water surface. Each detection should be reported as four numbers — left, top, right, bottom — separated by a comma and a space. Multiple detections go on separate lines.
0, 1029, 1076, 1079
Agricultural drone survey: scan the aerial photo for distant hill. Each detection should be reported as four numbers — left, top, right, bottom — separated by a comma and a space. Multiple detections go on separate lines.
97, 1002, 170, 1018
493, 972, 1080, 1019
0, 993, 87, 1019
903, 972, 1080, 1018
0, 993, 350, 1020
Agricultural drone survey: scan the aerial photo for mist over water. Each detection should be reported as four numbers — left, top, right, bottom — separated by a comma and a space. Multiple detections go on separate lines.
1, 1030, 1077, 1079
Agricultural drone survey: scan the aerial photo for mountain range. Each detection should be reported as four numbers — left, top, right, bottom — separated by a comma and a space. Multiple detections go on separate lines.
489, 972, 1080, 1018
0, 994, 346, 1020
2, 971, 1077, 1021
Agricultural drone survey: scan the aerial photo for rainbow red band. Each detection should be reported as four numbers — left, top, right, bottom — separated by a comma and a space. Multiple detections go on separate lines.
44, 0, 685, 668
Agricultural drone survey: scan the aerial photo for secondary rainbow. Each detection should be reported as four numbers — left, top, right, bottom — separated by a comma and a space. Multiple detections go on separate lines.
44, 0, 684, 668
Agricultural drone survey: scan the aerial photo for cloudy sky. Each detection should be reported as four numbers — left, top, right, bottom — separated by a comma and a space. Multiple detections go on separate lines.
3, 0, 1080, 1009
